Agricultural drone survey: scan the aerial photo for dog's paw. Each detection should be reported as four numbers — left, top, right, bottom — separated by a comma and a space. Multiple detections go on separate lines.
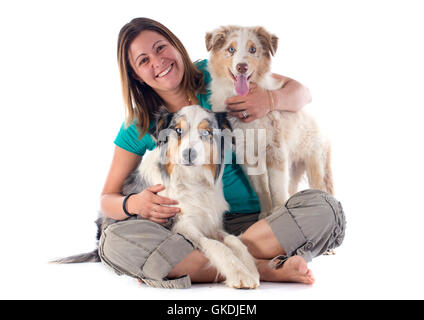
258, 211, 270, 220
225, 270, 260, 289
239, 256, 260, 281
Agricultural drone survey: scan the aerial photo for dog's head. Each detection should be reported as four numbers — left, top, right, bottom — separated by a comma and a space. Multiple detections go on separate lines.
149, 105, 232, 184
206, 25, 278, 96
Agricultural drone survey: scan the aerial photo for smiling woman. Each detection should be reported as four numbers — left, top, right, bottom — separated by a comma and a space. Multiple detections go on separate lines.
117, 17, 206, 138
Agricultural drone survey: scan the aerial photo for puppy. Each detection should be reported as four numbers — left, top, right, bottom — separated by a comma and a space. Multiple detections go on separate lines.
52, 105, 260, 289
206, 25, 334, 218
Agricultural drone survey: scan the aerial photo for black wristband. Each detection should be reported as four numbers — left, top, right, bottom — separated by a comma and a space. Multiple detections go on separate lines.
123, 193, 137, 218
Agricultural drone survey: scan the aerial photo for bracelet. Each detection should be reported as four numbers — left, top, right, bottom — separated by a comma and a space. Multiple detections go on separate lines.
123, 193, 137, 217
267, 90, 275, 112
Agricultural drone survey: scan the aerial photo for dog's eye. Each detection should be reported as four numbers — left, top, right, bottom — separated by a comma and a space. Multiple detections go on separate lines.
249, 46, 256, 54
176, 127, 182, 135
201, 129, 211, 137
228, 46, 235, 54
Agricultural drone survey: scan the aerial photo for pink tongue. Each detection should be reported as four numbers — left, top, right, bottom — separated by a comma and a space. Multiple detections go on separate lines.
235, 74, 249, 96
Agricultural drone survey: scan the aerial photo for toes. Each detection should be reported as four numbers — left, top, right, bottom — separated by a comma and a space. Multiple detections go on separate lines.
298, 261, 308, 274
306, 269, 314, 278
302, 269, 315, 284
226, 274, 260, 289
276, 256, 315, 284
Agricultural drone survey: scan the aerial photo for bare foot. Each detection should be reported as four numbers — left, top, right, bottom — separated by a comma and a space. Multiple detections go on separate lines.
258, 255, 315, 285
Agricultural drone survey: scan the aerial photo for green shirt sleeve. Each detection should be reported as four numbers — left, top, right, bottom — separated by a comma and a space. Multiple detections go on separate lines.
194, 59, 213, 111
114, 122, 156, 156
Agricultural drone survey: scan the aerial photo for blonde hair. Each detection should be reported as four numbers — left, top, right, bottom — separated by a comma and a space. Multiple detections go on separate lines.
117, 17, 205, 138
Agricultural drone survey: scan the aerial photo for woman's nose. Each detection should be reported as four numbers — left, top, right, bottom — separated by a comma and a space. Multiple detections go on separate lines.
151, 55, 164, 70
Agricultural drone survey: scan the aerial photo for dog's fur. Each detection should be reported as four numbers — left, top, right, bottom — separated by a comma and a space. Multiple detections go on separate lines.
206, 25, 334, 218
52, 105, 260, 289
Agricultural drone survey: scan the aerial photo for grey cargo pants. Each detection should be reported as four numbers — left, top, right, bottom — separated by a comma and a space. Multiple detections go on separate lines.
98, 189, 346, 288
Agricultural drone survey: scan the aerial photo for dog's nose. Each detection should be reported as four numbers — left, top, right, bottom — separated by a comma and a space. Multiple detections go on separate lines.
182, 148, 197, 163
236, 63, 248, 74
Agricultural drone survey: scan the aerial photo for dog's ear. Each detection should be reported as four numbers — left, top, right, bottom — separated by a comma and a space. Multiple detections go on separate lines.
254, 26, 278, 56
215, 111, 233, 159
213, 112, 233, 183
215, 112, 232, 132
205, 27, 229, 52
149, 106, 174, 143
205, 32, 214, 51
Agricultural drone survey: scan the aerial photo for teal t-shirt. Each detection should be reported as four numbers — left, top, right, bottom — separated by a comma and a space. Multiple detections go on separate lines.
114, 59, 261, 214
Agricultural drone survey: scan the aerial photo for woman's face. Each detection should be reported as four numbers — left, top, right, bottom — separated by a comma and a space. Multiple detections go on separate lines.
128, 30, 185, 95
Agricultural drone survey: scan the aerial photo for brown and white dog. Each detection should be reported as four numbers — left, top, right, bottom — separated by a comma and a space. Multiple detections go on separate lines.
206, 25, 334, 218
53, 105, 260, 289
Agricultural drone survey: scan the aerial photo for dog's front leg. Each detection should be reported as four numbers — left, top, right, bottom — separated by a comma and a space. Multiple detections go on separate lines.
261, 144, 290, 215
239, 125, 273, 218
174, 224, 259, 289
219, 231, 259, 283
267, 166, 289, 208
245, 172, 273, 219
198, 236, 259, 289
267, 152, 290, 211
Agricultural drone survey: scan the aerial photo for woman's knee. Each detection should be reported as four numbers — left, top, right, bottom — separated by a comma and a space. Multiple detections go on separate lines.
288, 189, 346, 257
265, 189, 346, 260
98, 219, 195, 283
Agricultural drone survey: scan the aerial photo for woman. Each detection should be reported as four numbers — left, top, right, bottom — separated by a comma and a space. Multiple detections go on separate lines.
99, 17, 345, 288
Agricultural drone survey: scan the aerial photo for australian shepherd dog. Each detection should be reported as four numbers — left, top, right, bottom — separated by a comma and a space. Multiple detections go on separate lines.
206, 25, 334, 218
53, 105, 260, 289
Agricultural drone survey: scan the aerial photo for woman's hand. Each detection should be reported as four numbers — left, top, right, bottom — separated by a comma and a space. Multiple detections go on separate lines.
127, 184, 180, 224
225, 74, 312, 123
225, 83, 272, 123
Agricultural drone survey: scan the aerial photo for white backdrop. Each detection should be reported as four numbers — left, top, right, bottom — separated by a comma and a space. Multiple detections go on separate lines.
1, 0, 424, 299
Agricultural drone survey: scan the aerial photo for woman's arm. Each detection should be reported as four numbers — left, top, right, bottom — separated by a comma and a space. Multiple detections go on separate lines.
100, 146, 142, 220
225, 73, 312, 123
100, 146, 180, 223
270, 74, 312, 112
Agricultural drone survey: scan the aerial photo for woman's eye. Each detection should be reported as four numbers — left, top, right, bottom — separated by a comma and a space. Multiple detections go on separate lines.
228, 47, 235, 54
249, 46, 256, 54
139, 57, 148, 65
157, 45, 166, 53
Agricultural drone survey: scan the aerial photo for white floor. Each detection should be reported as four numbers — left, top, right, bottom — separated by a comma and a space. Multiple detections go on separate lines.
2, 247, 423, 300
1, 197, 423, 300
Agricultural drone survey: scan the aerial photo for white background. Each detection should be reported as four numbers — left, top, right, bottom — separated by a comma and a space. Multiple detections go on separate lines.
1, 0, 424, 300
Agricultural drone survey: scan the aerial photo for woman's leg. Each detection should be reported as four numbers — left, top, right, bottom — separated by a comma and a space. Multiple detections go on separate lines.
169, 189, 345, 285
241, 219, 316, 284
168, 222, 315, 285
102, 190, 345, 286
167, 250, 225, 283
99, 218, 195, 288
240, 218, 285, 259
168, 242, 315, 285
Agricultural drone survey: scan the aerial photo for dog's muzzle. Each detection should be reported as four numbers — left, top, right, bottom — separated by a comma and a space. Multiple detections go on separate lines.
182, 148, 197, 165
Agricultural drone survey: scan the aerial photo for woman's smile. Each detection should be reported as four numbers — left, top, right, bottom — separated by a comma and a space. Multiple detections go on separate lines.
156, 63, 174, 78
